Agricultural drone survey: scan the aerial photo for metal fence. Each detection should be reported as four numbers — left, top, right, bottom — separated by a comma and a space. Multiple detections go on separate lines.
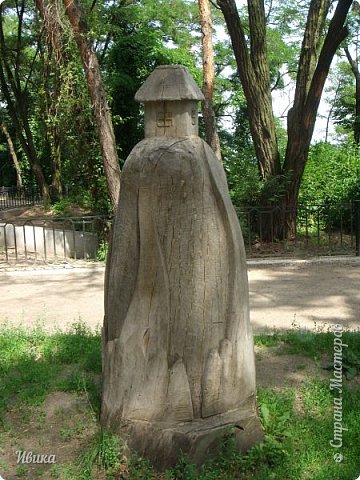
0, 186, 41, 210
237, 202, 360, 257
0, 216, 111, 267
0, 202, 359, 267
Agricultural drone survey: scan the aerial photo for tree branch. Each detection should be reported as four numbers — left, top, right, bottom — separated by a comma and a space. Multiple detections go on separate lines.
271, 70, 298, 91
304, 0, 353, 122
247, 0, 268, 73
15, 0, 25, 90
210, 0, 221, 10
265, 0, 273, 24
344, 46, 360, 78
216, 0, 252, 76
62, 0, 121, 210
24, 34, 42, 95
293, 0, 331, 112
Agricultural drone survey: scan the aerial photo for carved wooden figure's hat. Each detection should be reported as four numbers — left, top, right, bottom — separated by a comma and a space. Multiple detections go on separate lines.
135, 65, 204, 103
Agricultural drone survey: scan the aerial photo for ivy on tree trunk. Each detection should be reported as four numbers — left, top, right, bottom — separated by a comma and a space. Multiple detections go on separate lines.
35, 0, 65, 201
62, 0, 121, 211
198, 0, 222, 162
0, 121, 23, 187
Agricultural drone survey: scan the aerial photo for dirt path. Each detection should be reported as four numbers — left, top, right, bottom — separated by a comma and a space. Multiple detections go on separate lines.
0, 258, 359, 333
248, 258, 360, 332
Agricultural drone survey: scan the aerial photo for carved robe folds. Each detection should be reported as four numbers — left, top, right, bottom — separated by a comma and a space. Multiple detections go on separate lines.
101, 135, 263, 469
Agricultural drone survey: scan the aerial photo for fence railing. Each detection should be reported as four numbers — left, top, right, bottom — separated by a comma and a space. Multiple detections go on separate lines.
0, 186, 41, 211
237, 202, 360, 257
0, 216, 111, 266
0, 202, 359, 267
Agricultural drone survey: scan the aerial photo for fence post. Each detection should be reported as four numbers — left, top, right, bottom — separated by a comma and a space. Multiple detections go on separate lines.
356, 200, 360, 257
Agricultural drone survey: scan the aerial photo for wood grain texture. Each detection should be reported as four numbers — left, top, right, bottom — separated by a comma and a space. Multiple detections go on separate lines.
101, 135, 263, 467
135, 65, 204, 102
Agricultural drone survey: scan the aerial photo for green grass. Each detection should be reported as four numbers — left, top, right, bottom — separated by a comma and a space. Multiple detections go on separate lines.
0, 323, 359, 479
255, 326, 360, 356
0, 321, 102, 422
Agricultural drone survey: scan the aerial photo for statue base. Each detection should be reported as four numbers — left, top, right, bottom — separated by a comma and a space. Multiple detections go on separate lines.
115, 406, 264, 470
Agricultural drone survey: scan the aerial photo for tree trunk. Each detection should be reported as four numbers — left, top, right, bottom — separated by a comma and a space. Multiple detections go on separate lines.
218, 0, 353, 239
0, 8, 50, 202
325, 81, 341, 143
35, 0, 64, 200
62, 0, 121, 211
50, 133, 63, 200
356, 73, 360, 144
0, 121, 23, 187
283, 0, 352, 236
198, 0, 222, 161
344, 46, 360, 144
217, 0, 281, 180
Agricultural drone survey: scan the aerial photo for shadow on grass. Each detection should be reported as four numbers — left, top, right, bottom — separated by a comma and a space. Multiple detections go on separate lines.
0, 321, 102, 423
0, 323, 359, 479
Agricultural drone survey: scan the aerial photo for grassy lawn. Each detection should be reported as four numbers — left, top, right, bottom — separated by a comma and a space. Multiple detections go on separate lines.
0, 322, 359, 479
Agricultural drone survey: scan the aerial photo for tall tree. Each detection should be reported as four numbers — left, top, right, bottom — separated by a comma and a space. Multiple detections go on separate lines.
217, 0, 281, 180
34, 0, 65, 199
0, 1, 50, 200
198, 0, 222, 161
217, 0, 353, 237
62, 0, 121, 211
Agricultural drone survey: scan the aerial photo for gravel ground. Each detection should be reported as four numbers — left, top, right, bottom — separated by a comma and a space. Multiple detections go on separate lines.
1, 257, 359, 333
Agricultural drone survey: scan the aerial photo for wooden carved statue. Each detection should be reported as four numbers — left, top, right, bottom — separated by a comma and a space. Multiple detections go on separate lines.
101, 65, 263, 469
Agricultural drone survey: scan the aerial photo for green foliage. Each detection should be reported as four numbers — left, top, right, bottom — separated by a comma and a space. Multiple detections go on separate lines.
51, 197, 74, 217
327, 60, 357, 138
279, 329, 360, 361
254, 333, 283, 348
0, 321, 101, 422
322, 349, 360, 380
300, 141, 360, 206
50, 185, 113, 216
265, 0, 309, 37
51, 193, 93, 217
259, 172, 293, 205
166, 452, 197, 479
104, 0, 200, 162
127, 454, 158, 479
221, 86, 262, 208
326, 4, 359, 143
79, 430, 123, 479
0, 0, 357, 217
97, 240, 109, 262
222, 100, 291, 210
267, 28, 298, 88
298, 140, 359, 235
223, 150, 260, 208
